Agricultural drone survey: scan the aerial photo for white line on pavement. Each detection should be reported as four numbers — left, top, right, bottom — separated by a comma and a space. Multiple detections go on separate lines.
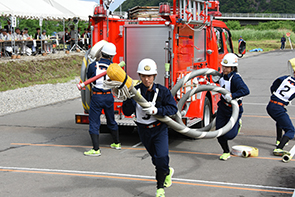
0, 166, 294, 191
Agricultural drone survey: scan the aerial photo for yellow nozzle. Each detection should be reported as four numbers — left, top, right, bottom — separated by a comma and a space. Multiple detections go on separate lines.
107, 63, 133, 89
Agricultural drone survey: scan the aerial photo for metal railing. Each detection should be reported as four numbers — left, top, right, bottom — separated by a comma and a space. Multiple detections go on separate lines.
218, 13, 295, 19
112, 11, 295, 19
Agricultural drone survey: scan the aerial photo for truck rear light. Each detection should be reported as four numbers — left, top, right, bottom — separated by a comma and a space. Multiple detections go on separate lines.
159, 2, 171, 16
182, 117, 188, 125
75, 114, 89, 124
93, 5, 106, 17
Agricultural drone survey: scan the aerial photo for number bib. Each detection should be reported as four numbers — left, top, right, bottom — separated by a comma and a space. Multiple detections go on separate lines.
94, 62, 109, 89
219, 75, 233, 100
136, 88, 159, 125
273, 77, 295, 102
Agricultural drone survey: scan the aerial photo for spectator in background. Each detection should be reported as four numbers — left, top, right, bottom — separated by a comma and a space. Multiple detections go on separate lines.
281, 35, 286, 50
14, 27, 22, 54
4, 18, 11, 32
238, 36, 244, 45
69, 25, 75, 49
80, 28, 88, 49
87, 28, 91, 38
1, 29, 13, 56
0, 29, 3, 40
77, 27, 81, 38
81, 28, 87, 38
84, 28, 91, 49
41, 30, 49, 53
15, 28, 22, 40
34, 28, 41, 40
22, 27, 34, 56
63, 27, 71, 50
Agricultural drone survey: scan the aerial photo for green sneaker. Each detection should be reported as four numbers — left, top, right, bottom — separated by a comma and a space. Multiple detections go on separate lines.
84, 149, 101, 156
110, 143, 121, 150
220, 153, 231, 161
273, 148, 290, 156
156, 188, 165, 197
238, 119, 242, 133
164, 167, 174, 188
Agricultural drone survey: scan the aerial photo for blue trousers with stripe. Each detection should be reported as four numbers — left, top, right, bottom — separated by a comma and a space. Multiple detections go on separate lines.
267, 102, 295, 140
89, 93, 118, 135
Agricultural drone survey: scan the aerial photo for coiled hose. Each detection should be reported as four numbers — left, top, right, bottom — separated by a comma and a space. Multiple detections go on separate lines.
105, 64, 239, 139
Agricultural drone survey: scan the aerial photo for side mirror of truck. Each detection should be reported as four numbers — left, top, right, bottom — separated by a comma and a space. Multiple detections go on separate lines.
238, 40, 246, 55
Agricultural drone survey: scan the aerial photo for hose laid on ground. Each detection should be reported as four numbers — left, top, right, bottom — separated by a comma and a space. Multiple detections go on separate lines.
282, 145, 295, 163
105, 63, 239, 139
231, 145, 259, 157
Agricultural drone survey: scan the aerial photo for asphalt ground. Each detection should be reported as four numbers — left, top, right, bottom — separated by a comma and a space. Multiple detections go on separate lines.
1, 50, 295, 197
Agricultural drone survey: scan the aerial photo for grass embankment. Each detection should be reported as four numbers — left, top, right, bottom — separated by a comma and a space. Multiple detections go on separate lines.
0, 55, 83, 92
231, 29, 295, 52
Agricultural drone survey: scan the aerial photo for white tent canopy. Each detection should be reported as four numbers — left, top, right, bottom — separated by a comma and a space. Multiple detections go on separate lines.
0, 0, 98, 21
46, 0, 98, 21
0, 0, 66, 20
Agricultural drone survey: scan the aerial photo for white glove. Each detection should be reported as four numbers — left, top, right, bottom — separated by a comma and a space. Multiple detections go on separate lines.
224, 93, 232, 102
142, 102, 158, 115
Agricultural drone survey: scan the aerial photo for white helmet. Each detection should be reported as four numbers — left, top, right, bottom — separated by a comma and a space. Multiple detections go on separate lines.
101, 42, 117, 56
137, 58, 158, 75
221, 53, 238, 67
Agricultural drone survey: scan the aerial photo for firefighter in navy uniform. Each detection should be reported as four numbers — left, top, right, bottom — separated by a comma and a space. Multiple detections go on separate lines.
84, 42, 121, 156
216, 53, 250, 161
122, 58, 178, 197
266, 58, 295, 156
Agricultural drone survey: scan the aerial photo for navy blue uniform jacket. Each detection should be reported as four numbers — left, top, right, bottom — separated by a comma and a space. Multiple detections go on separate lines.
122, 83, 178, 125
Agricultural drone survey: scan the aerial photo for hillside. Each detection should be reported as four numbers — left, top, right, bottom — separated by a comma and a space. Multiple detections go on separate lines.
120, 0, 295, 14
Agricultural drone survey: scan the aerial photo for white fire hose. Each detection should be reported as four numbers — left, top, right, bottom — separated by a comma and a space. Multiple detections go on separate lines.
104, 64, 239, 139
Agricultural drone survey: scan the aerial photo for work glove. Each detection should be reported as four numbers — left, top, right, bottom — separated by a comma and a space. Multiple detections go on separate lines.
224, 93, 232, 103
142, 102, 158, 115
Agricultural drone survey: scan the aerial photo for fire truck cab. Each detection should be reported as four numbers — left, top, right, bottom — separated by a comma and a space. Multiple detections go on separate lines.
76, 0, 236, 129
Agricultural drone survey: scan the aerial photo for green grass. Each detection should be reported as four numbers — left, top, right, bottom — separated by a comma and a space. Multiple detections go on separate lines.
231, 29, 295, 52
0, 55, 83, 92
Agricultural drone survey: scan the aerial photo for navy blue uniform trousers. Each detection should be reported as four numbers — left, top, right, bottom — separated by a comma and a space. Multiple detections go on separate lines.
137, 123, 169, 173
266, 102, 295, 140
216, 103, 242, 141
89, 93, 118, 134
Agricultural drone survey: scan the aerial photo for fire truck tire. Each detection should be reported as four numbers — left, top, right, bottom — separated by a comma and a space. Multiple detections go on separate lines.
199, 96, 212, 128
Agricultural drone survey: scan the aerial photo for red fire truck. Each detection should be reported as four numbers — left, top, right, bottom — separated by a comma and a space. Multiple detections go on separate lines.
75, 0, 242, 129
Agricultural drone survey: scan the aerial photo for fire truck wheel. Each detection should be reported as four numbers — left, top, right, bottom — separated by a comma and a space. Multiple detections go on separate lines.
198, 96, 212, 128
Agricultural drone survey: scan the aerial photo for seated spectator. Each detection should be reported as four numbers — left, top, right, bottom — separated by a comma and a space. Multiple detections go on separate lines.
0, 28, 5, 40
63, 27, 71, 50
15, 28, 22, 40
21, 27, 34, 56
34, 28, 41, 40
77, 27, 81, 38
69, 25, 76, 49
80, 28, 91, 50
41, 30, 52, 53
1, 29, 13, 56
14, 27, 23, 54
